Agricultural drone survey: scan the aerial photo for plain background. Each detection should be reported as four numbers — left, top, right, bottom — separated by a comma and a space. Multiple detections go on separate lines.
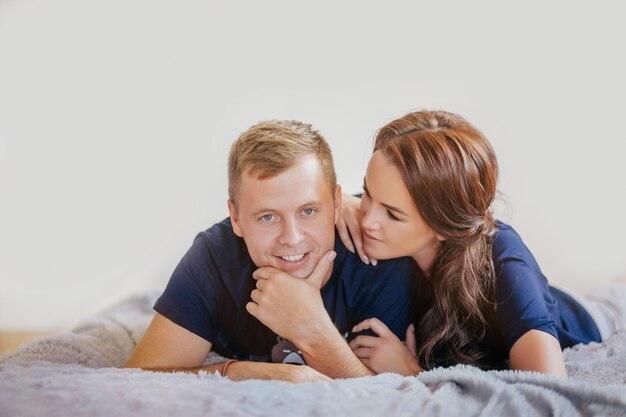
1, 1, 625, 331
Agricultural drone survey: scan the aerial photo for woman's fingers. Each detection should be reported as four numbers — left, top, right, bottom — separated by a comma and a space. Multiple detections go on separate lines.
351, 347, 372, 360
351, 318, 394, 338
349, 335, 379, 350
336, 217, 356, 253
340, 192, 369, 264
344, 209, 367, 264
405, 323, 417, 356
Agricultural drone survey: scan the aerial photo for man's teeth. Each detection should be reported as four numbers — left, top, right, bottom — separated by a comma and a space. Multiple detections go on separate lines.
281, 254, 305, 262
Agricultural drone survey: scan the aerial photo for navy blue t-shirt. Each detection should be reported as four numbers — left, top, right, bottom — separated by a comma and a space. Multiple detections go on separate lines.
154, 218, 417, 364
413, 221, 601, 369
489, 222, 601, 358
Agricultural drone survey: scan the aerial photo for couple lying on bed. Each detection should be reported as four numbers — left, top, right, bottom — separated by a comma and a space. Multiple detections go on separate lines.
125, 111, 626, 381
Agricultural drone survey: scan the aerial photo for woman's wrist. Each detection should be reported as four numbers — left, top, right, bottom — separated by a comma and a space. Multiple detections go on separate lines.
408, 357, 422, 376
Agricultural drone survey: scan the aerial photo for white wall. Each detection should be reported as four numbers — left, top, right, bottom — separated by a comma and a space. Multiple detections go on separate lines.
1, 1, 624, 331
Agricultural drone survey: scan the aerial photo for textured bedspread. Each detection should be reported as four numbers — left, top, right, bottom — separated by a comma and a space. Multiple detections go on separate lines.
1, 292, 625, 417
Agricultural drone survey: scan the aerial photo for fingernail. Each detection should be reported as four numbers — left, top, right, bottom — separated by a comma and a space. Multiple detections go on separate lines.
328, 251, 337, 262
361, 255, 369, 264
352, 325, 356, 332
371, 259, 377, 266
348, 245, 355, 253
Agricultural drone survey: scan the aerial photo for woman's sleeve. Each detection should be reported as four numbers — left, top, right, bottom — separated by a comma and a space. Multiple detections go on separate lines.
492, 232, 559, 353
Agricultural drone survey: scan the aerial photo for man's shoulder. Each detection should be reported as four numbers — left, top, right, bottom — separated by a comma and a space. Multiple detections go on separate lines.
341, 251, 415, 274
197, 217, 236, 242
332, 238, 416, 286
192, 217, 250, 271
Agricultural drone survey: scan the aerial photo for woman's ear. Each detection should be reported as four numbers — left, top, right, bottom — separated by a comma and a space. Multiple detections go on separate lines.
436, 233, 446, 242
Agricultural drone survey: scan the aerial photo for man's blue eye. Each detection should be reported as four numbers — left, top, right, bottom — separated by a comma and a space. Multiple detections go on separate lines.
303, 208, 314, 216
262, 214, 273, 221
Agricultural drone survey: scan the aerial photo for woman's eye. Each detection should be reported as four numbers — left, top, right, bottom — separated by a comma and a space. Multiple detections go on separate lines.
387, 210, 400, 221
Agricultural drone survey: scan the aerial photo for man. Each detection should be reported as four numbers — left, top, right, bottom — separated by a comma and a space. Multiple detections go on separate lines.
125, 120, 416, 382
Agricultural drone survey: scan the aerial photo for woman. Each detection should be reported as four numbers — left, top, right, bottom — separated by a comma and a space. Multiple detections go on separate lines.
338, 110, 626, 377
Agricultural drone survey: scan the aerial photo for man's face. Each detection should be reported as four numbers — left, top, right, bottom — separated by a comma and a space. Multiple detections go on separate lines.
228, 157, 341, 284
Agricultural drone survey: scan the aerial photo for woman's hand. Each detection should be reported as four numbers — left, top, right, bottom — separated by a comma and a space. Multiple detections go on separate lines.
337, 193, 377, 265
348, 318, 422, 376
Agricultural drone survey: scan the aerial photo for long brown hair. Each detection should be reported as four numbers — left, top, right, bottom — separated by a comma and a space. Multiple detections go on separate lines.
374, 110, 499, 369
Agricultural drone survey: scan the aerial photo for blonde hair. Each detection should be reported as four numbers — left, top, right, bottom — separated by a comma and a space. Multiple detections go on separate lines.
227, 120, 336, 203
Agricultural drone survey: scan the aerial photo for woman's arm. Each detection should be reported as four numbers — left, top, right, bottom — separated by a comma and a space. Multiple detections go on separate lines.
509, 329, 567, 378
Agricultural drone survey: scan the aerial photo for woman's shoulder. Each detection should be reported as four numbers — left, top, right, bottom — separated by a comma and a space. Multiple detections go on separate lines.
491, 221, 546, 276
493, 220, 520, 241
492, 221, 528, 259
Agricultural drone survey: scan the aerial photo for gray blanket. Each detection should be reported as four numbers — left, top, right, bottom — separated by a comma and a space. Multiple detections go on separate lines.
1, 292, 625, 417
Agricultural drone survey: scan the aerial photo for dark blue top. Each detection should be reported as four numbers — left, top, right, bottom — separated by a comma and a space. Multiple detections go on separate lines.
154, 218, 417, 364
413, 221, 601, 369
489, 222, 601, 356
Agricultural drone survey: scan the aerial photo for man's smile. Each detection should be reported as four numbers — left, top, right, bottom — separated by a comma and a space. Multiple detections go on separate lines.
280, 254, 305, 262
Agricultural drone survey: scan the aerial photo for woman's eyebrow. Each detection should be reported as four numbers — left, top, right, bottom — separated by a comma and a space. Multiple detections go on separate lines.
364, 177, 409, 216
381, 202, 408, 216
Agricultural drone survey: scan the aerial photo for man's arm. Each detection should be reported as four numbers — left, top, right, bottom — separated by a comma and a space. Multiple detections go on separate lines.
125, 313, 212, 369
247, 251, 374, 379
295, 320, 375, 379
125, 313, 330, 382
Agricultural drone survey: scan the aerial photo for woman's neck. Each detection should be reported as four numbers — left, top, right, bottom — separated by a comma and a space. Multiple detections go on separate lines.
412, 242, 441, 279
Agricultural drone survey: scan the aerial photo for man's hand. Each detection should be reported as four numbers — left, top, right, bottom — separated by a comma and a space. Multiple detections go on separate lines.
246, 250, 337, 344
349, 318, 422, 376
227, 361, 331, 383
247, 250, 374, 379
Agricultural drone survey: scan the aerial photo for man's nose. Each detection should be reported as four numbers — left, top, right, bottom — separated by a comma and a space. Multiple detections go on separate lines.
278, 217, 304, 246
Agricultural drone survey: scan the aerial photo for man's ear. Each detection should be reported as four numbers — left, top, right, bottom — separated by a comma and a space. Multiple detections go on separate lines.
333, 184, 342, 225
227, 199, 243, 237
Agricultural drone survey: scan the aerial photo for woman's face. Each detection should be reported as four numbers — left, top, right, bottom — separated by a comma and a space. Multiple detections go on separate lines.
360, 150, 443, 273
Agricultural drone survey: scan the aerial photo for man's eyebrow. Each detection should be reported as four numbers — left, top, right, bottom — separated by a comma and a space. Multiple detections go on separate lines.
251, 207, 275, 217
363, 177, 409, 217
250, 201, 322, 217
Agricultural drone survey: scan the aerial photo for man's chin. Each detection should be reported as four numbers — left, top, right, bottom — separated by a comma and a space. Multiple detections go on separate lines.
277, 263, 314, 279
289, 268, 313, 279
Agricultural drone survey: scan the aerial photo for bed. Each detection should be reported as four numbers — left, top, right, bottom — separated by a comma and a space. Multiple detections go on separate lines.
1, 292, 625, 417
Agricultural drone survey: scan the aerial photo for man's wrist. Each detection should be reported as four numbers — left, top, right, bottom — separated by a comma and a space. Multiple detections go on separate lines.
292, 314, 337, 354
220, 359, 237, 377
